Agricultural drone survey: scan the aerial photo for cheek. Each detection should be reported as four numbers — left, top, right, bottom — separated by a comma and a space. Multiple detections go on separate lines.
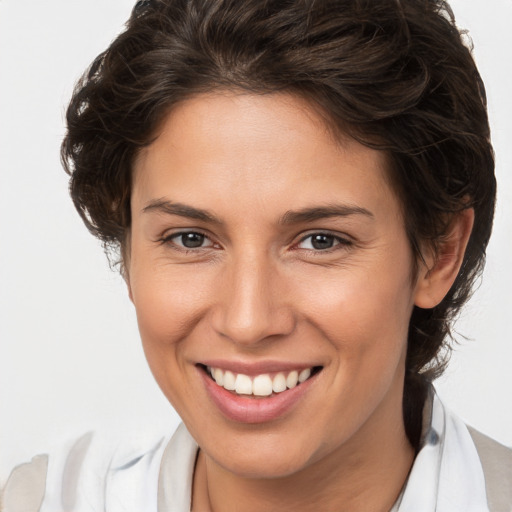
132, 260, 209, 332
289, 248, 415, 389
293, 264, 414, 341
129, 262, 215, 381
130, 267, 214, 414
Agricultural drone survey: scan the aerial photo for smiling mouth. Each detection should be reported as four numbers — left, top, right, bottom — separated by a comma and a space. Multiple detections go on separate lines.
200, 365, 323, 397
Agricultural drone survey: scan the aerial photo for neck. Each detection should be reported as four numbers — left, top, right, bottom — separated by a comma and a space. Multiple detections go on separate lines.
192, 390, 415, 512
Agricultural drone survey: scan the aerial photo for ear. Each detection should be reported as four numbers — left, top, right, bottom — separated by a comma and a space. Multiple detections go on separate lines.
125, 272, 134, 303
414, 208, 474, 309
120, 235, 134, 304
120, 263, 134, 303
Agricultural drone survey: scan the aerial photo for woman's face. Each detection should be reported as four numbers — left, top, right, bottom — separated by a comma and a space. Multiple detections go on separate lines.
128, 92, 423, 478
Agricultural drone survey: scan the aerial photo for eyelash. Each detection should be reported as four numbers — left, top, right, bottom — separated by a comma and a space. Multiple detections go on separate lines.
160, 231, 217, 252
160, 230, 352, 254
294, 232, 352, 253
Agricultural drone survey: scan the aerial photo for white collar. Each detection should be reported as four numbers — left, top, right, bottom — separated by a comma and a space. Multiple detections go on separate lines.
394, 389, 488, 512
158, 423, 197, 512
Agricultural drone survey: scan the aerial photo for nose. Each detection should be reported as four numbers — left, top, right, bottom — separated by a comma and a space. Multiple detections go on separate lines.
211, 252, 296, 346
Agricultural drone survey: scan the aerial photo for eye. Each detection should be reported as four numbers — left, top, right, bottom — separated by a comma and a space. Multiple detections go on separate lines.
165, 231, 215, 249
297, 233, 349, 251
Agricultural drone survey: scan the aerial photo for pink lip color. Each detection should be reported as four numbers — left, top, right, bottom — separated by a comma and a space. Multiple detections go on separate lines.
199, 366, 318, 424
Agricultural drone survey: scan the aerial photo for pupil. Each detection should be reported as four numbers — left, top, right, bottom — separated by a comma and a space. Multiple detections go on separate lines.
182, 233, 204, 248
311, 234, 334, 250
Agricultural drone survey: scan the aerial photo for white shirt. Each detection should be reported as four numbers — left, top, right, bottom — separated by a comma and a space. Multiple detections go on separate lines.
2, 391, 496, 512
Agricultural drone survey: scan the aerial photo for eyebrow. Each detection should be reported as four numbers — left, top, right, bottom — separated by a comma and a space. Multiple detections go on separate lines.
279, 204, 374, 224
142, 199, 373, 225
142, 199, 223, 224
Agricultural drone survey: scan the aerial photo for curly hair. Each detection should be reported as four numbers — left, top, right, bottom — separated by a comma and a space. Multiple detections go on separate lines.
61, 0, 496, 447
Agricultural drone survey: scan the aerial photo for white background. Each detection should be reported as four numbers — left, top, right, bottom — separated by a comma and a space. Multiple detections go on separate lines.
0, 0, 511, 481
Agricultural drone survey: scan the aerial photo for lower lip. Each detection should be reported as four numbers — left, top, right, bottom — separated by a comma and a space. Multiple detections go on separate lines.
199, 368, 318, 424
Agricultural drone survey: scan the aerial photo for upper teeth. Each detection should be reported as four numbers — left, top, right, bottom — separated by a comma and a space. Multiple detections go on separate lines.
208, 367, 312, 396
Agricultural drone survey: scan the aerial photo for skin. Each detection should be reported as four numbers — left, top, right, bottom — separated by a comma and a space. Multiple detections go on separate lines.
127, 92, 473, 512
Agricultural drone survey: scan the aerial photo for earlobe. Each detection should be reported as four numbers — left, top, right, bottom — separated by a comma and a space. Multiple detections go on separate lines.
414, 208, 475, 309
120, 236, 134, 304
127, 279, 134, 304
123, 267, 134, 304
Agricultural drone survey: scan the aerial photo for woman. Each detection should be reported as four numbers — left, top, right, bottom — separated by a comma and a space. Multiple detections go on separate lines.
2, 0, 510, 510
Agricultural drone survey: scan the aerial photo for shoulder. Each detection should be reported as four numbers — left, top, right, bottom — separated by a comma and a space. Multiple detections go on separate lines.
0, 454, 48, 512
1, 429, 171, 512
409, 389, 511, 512
467, 426, 512, 512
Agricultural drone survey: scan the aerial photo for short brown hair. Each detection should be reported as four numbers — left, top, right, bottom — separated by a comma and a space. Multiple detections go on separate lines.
62, 0, 496, 447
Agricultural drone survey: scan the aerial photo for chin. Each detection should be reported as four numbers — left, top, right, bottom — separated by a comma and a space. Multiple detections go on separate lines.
201, 428, 320, 480
215, 451, 313, 480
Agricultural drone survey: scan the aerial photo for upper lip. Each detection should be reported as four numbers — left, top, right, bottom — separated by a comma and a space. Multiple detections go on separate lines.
198, 359, 322, 376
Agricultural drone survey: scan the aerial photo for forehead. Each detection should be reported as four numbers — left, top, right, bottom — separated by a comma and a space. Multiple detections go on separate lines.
132, 92, 400, 223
